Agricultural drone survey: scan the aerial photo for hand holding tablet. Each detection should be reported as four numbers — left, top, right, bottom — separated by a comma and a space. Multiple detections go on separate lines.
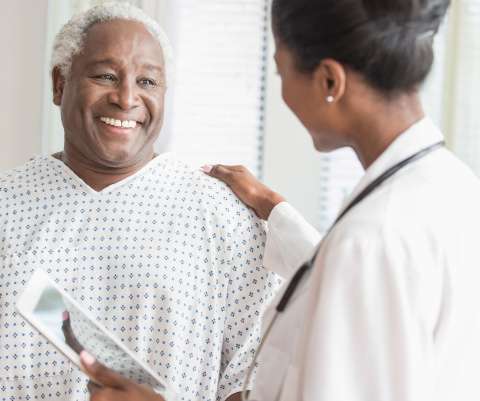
16, 269, 175, 401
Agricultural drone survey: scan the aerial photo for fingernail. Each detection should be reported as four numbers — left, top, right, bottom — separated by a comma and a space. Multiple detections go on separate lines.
200, 165, 213, 174
62, 311, 69, 321
80, 350, 96, 366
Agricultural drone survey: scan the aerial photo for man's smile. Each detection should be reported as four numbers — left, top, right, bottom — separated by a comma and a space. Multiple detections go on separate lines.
99, 116, 139, 129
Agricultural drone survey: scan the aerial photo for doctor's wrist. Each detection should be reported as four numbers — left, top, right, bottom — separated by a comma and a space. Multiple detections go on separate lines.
257, 190, 285, 220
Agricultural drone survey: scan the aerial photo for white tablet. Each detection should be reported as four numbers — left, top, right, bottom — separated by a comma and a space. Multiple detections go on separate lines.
16, 269, 174, 400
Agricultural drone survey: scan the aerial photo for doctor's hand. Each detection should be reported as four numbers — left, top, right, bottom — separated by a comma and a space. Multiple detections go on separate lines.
80, 351, 165, 401
201, 164, 285, 220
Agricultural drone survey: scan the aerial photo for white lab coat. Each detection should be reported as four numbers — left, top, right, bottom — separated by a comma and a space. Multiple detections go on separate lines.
253, 118, 480, 401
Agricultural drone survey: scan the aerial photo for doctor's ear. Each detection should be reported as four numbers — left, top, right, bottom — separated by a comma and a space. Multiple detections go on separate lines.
52, 66, 66, 106
313, 59, 347, 104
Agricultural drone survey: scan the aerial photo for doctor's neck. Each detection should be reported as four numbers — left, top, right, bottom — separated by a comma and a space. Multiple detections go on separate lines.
347, 91, 425, 170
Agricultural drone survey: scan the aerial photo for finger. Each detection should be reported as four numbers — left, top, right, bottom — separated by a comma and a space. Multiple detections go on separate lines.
62, 312, 84, 354
87, 380, 102, 395
200, 164, 214, 174
91, 387, 122, 401
80, 351, 129, 390
208, 165, 237, 183
231, 165, 249, 173
201, 164, 233, 177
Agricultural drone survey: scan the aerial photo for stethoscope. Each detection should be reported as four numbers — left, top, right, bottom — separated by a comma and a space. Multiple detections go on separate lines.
241, 140, 445, 401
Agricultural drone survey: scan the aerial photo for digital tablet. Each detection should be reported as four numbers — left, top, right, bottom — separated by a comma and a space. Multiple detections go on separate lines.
16, 269, 174, 399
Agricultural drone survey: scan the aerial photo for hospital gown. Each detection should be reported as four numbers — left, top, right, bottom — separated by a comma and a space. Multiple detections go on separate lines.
0, 152, 280, 401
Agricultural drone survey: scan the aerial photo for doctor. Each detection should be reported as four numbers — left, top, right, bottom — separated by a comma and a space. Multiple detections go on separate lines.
79, 0, 480, 400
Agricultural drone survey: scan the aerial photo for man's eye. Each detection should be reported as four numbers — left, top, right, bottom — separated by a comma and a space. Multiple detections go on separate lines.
95, 74, 117, 81
138, 78, 158, 88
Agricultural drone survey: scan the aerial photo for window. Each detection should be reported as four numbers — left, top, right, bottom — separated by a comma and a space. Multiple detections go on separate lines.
156, 0, 268, 177
441, 1, 480, 174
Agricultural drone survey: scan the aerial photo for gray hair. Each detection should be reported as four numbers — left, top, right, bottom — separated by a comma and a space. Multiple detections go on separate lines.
51, 2, 173, 82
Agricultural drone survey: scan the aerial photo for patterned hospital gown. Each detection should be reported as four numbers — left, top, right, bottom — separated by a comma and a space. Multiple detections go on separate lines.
0, 153, 280, 401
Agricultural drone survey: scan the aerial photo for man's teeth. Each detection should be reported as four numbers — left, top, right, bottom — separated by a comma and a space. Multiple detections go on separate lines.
100, 117, 137, 128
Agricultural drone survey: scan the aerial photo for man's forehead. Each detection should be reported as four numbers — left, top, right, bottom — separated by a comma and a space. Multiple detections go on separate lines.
80, 19, 165, 63
85, 57, 165, 73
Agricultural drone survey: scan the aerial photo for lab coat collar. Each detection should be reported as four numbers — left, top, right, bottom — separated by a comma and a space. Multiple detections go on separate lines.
338, 117, 444, 216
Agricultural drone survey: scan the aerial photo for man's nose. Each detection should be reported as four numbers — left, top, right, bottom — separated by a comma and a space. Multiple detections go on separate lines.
108, 79, 140, 110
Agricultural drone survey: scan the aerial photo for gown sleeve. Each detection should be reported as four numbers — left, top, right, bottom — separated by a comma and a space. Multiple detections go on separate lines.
263, 202, 322, 279
216, 203, 282, 401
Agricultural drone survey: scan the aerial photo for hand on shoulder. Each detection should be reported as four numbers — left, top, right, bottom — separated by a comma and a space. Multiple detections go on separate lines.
201, 164, 285, 220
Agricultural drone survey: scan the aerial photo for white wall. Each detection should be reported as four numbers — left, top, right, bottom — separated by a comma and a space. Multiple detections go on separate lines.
262, 31, 323, 228
0, 0, 48, 172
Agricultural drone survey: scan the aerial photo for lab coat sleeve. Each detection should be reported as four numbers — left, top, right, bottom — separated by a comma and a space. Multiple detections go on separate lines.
264, 202, 322, 279
301, 223, 435, 401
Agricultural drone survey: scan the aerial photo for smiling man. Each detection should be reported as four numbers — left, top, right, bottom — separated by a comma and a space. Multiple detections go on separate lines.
0, 3, 278, 401
51, 8, 168, 188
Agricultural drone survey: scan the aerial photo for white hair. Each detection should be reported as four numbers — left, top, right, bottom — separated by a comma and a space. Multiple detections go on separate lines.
51, 2, 173, 82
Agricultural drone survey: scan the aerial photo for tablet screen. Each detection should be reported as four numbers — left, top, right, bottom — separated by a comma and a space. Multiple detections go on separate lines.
32, 282, 164, 389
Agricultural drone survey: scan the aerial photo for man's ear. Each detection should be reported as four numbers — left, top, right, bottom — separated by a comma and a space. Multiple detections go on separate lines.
312, 59, 347, 104
52, 66, 65, 106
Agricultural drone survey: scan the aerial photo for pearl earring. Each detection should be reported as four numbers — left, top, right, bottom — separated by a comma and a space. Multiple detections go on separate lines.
326, 95, 334, 103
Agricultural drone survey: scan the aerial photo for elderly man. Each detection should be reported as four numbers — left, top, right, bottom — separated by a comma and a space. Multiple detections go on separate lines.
0, 3, 279, 401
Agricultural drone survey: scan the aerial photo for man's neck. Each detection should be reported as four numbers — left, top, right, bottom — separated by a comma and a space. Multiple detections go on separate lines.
53, 149, 155, 192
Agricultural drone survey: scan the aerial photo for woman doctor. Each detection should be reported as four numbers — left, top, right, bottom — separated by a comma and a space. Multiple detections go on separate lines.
79, 0, 480, 400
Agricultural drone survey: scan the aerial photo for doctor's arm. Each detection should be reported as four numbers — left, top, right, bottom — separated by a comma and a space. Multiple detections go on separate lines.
202, 164, 321, 278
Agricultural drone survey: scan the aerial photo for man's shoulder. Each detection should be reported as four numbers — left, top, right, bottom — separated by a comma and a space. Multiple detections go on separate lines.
153, 153, 229, 187
154, 153, 264, 229
0, 156, 46, 194
153, 153, 257, 214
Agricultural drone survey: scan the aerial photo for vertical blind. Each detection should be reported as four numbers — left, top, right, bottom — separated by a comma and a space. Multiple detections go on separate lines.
445, 0, 480, 173
317, 149, 363, 233
158, 0, 268, 177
